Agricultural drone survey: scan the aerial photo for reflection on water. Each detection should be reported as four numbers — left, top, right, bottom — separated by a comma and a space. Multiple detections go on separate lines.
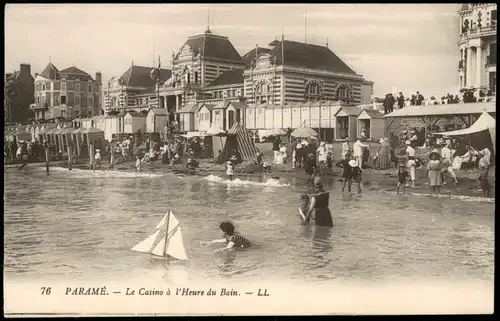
3, 166, 495, 286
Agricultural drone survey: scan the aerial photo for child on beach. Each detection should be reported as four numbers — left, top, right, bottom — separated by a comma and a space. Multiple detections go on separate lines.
202, 221, 251, 251
326, 152, 334, 171
135, 155, 142, 172
478, 170, 492, 198
406, 156, 416, 188
298, 194, 311, 224
397, 163, 409, 195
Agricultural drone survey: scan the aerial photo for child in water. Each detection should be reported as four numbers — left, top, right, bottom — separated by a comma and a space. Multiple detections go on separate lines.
225, 155, 238, 181
349, 158, 363, 194
336, 152, 353, 192
202, 221, 251, 251
93, 149, 102, 172
298, 194, 311, 224
396, 163, 409, 195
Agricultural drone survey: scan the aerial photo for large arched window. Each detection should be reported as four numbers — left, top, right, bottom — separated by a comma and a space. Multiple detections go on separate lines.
255, 81, 272, 104
337, 84, 352, 101
304, 80, 322, 101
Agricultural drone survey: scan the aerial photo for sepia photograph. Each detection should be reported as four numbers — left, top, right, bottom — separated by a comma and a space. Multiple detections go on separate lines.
4, 3, 495, 316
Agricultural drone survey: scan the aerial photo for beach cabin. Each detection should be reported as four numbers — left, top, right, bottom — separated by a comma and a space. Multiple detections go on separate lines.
226, 102, 247, 130
124, 111, 146, 134
334, 106, 361, 141
195, 104, 214, 132
176, 103, 198, 133
212, 100, 229, 131
357, 109, 385, 141
146, 108, 169, 133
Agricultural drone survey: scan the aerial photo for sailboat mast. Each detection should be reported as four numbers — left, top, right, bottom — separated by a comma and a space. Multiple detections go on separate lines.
163, 210, 171, 256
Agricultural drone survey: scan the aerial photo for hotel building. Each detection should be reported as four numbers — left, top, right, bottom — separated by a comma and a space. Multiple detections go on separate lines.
31, 62, 103, 120
458, 3, 497, 95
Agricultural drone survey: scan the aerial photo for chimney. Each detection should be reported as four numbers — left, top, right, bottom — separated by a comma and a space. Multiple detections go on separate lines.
20, 63, 31, 75
95, 71, 102, 83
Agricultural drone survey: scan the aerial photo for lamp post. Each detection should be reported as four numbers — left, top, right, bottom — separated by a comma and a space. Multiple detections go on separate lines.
151, 61, 172, 160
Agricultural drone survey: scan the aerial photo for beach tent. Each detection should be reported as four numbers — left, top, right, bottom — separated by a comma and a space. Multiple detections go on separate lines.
224, 122, 259, 161
435, 111, 496, 153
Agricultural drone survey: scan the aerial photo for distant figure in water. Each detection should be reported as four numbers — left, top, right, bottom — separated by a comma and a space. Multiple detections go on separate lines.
304, 177, 334, 228
93, 149, 103, 172
225, 155, 238, 180
202, 221, 251, 251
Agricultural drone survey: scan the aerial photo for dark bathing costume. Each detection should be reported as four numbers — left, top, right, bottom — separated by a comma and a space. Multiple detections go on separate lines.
312, 190, 334, 228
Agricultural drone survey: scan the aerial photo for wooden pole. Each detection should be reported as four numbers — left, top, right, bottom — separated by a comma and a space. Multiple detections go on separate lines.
163, 210, 171, 257
45, 147, 50, 175
89, 143, 94, 171
110, 141, 115, 169
67, 146, 72, 171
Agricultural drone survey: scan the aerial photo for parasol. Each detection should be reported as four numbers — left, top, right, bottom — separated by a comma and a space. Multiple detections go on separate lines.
291, 127, 318, 138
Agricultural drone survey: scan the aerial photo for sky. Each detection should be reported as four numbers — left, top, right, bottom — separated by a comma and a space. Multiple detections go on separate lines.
5, 3, 461, 99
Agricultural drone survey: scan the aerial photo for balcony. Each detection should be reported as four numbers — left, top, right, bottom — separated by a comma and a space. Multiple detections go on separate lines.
486, 55, 496, 67
463, 25, 497, 37
30, 102, 48, 110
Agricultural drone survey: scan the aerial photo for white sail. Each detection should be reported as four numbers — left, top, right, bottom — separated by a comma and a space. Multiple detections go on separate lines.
151, 236, 166, 256
155, 213, 168, 230
132, 210, 188, 260
156, 211, 180, 234
166, 226, 189, 261
131, 230, 161, 253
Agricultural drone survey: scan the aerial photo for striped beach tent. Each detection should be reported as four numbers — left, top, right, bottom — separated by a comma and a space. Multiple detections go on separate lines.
217, 122, 259, 163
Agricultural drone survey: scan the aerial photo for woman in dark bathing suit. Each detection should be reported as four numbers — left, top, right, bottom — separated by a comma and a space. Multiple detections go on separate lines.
305, 177, 334, 228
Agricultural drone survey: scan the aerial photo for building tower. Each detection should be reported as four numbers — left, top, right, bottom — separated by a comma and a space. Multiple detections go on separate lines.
457, 3, 497, 96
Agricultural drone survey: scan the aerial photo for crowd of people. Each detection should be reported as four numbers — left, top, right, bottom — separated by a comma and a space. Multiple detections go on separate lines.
381, 89, 494, 115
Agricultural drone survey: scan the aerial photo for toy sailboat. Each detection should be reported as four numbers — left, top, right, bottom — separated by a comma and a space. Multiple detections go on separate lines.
131, 210, 188, 261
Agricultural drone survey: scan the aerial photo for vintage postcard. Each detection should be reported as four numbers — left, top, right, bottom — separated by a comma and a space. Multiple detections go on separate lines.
4, 3, 495, 316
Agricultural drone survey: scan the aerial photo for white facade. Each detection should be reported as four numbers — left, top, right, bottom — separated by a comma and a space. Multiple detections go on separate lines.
458, 4, 497, 94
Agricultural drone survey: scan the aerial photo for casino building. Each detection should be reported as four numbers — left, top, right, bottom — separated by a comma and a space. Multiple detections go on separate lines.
104, 27, 373, 113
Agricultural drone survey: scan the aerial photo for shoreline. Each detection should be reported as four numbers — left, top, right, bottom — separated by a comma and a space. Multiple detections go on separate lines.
9, 157, 494, 201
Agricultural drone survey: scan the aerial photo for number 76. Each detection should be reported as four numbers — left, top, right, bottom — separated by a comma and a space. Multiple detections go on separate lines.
41, 287, 52, 295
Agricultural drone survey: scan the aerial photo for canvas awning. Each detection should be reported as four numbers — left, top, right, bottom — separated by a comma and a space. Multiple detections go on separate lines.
434, 111, 495, 136
435, 111, 495, 153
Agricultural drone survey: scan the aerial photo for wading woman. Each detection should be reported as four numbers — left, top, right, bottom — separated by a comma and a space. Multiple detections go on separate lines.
305, 177, 334, 228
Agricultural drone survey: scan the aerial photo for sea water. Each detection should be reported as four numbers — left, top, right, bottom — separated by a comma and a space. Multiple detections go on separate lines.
3, 166, 494, 311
